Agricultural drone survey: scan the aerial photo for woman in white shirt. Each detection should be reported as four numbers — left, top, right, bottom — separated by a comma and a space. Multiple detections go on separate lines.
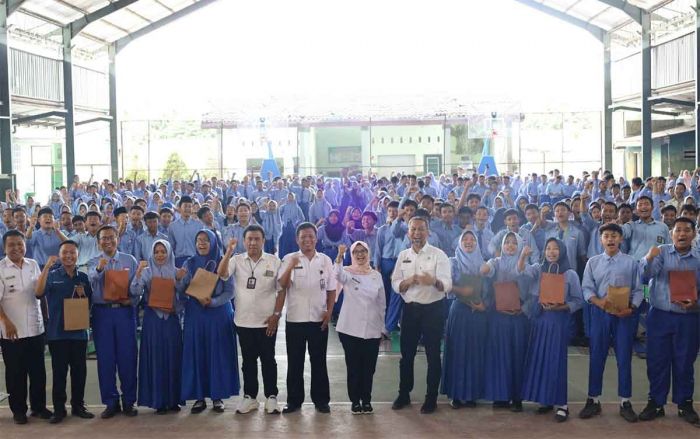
334, 241, 385, 415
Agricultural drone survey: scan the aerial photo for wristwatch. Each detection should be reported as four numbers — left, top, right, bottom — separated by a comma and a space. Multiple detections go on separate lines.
273, 311, 281, 317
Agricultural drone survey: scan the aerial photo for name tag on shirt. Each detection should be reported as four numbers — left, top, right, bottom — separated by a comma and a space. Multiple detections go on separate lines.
657, 236, 664, 244
264, 270, 274, 277
402, 259, 412, 264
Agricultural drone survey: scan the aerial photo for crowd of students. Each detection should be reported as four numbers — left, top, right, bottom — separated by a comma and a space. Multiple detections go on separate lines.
0, 167, 698, 427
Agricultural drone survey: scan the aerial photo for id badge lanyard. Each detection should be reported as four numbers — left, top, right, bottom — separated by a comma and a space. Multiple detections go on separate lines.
246, 258, 264, 289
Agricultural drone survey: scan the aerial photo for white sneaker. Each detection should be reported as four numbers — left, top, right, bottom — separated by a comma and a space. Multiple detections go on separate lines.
265, 396, 280, 414
236, 395, 260, 414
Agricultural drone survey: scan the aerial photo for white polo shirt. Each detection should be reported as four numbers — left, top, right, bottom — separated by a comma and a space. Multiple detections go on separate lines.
279, 251, 337, 323
391, 243, 452, 304
223, 252, 281, 328
0, 257, 44, 339
335, 264, 386, 339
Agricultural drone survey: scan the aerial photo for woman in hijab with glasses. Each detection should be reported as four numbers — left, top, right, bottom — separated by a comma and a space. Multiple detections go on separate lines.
179, 229, 239, 414
441, 231, 489, 409
334, 241, 385, 415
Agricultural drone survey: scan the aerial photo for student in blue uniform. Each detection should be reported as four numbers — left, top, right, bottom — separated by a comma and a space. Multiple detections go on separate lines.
638, 217, 700, 425
441, 231, 488, 408
316, 210, 347, 262
518, 238, 583, 422
480, 232, 531, 412
130, 240, 186, 414
260, 199, 282, 254
278, 193, 305, 259
580, 223, 643, 423
377, 201, 401, 332
87, 225, 140, 419
180, 229, 239, 413
168, 196, 203, 267
34, 241, 94, 424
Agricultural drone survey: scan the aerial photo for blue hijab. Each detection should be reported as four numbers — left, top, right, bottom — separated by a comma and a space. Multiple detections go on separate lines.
149, 239, 176, 279
455, 230, 484, 272
186, 229, 221, 276
540, 237, 570, 274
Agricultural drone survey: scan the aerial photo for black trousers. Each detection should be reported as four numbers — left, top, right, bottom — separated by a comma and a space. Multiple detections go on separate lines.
399, 300, 445, 400
285, 321, 329, 407
237, 327, 278, 399
1, 334, 47, 415
338, 332, 380, 404
48, 339, 88, 412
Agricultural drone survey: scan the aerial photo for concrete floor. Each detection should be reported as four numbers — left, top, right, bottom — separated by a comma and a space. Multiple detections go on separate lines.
1, 322, 700, 438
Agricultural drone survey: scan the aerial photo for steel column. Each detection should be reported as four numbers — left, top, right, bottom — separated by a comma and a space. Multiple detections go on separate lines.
109, 44, 119, 182
603, 32, 613, 171
62, 26, 76, 184
641, 12, 652, 178
0, 4, 12, 176
696, 1, 700, 168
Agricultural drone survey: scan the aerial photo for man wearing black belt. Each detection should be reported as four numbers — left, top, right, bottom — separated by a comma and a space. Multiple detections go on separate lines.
391, 216, 452, 414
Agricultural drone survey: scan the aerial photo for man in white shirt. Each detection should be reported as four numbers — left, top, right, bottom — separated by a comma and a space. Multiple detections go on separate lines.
278, 222, 337, 414
0, 230, 52, 424
218, 224, 284, 415
390, 216, 452, 414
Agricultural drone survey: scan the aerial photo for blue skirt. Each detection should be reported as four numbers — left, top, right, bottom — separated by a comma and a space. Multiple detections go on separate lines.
522, 310, 569, 406
441, 301, 488, 402
484, 311, 530, 402
181, 300, 240, 401
138, 307, 183, 409
278, 222, 299, 259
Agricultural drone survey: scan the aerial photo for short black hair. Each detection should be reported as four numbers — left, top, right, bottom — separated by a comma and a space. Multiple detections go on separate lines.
673, 217, 696, 230
602, 201, 618, 212
599, 223, 623, 236
12, 206, 26, 214
144, 211, 159, 221
421, 194, 434, 203
114, 206, 128, 216
159, 207, 173, 215
85, 211, 101, 220
58, 240, 78, 251
3, 229, 25, 246
457, 206, 473, 216
402, 199, 418, 210
524, 203, 539, 212
243, 224, 265, 239
553, 201, 571, 212
680, 204, 698, 215
196, 206, 211, 219
439, 203, 455, 212
179, 195, 193, 206
414, 208, 431, 219
38, 207, 54, 217
503, 208, 519, 219
618, 203, 633, 211
296, 222, 317, 237
661, 205, 677, 214
466, 194, 481, 203
637, 195, 654, 207
387, 200, 400, 209
72, 215, 85, 224
130, 205, 144, 213
96, 225, 117, 240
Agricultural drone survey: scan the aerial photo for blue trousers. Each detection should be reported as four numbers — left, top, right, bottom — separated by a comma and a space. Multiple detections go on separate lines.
381, 258, 403, 332
587, 305, 637, 398
92, 306, 138, 408
646, 308, 699, 406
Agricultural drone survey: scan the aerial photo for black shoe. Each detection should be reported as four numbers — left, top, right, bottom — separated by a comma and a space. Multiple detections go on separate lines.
555, 407, 569, 423
639, 400, 665, 421
72, 405, 95, 419
101, 404, 121, 419
212, 399, 225, 413
13, 413, 28, 425
578, 398, 601, 419
169, 405, 181, 412
420, 399, 437, 414
351, 402, 362, 415
537, 405, 554, 414
30, 408, 53, 420
362, 402, 373, 414
463, 401, 477, 408
156, 408, 168, 415
282, 404, 300, 414
123, 405, 138, 417
190, 400, 207, 414
450, 400, 464, 409
678, 402, 700, 425
49, 411, 66, 424
510, 400, 523, 413
620, 401, 638, 423
492, 401, 510, 409
392, 394, 411, 410
315, 404, 331, 414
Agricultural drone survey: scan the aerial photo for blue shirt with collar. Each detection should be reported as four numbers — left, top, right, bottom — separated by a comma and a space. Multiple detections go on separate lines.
641, 244, 700, 313
167, 217, 203, 259
582, 251, 644, 307
44, 266, 93, 341
87, 251, 139, 305
27, 228, 62, 267
134, 230, 169, 261
622, 219, 670, 261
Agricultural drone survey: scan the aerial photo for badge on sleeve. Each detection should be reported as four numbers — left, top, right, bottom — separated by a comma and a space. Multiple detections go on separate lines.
247, 277, 257, 289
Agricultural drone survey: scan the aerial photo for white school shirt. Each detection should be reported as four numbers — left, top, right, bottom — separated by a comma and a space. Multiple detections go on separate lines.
223, 252, 281, 328
0, 257, 44, 339
279, 251, 337, 323
391, 244, 452, 304
334, 264, 386, 339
